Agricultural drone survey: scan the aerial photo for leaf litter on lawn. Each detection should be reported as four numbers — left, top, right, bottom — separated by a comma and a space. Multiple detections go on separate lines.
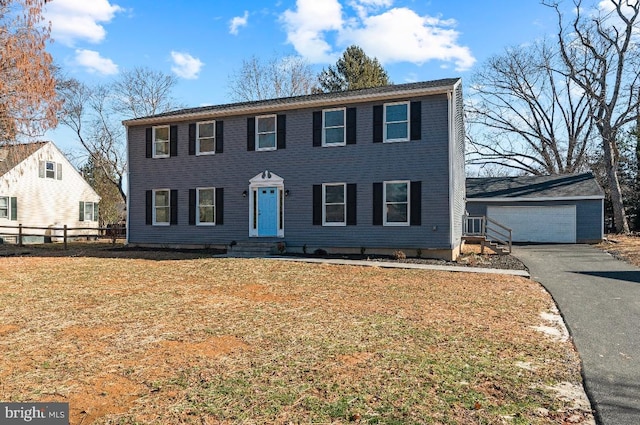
0, 249, 593, 424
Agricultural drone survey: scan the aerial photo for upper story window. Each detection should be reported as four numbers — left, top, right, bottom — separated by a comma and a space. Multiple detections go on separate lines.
197, 121, 215, 155
153, 125, 170, 158
153, 189, 170, 225
323, 108, 346, 146
256, 115, 277, 151
39, 161, 61, 180
197, 187, 216, 225
384, 102, 410, 142
384, 180, 409, 225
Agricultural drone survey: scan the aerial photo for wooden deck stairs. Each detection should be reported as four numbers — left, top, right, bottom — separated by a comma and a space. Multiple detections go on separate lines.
463, 216, 512, 255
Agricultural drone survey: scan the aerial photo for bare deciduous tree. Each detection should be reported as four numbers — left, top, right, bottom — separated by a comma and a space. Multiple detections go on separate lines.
0, 0, 60, 143
467, 40, 594, 175
228, 54, 318, 101
545, 0, 640, 233
58, 67, 182, 203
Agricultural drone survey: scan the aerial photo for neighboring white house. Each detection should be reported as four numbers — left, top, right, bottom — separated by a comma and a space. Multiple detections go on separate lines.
0, 142, 101, 243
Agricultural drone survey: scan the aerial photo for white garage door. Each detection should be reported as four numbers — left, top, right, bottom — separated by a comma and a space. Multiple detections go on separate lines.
487, 206, 577, 243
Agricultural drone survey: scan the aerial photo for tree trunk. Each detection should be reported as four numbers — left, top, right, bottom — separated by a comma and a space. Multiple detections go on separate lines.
604, 136, 630, 233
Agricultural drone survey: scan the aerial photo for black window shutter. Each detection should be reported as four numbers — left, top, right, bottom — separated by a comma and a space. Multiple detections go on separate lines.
247, 117, 256, 151
373, 105, 383, 143
312, 185, 322, 225
94, 203, 99, 222
410, 101, 422, 141
346, 108, 357, 145
79, 201, 85, 221
170, 189, 178, 225
215, 188, 224, 225
347, 184, 357, 225
170, 125, 178, 157
373, 182, 383, 225
10, 197, 17, 221
145, 128, 152, 158
277, 114, 286, 149
410, 181, 422, 226
145, 190, 152, 225
189, 189, 196, 225
188, 124, 196, 155
312, 111, 322, 147
215, 121, 224, 153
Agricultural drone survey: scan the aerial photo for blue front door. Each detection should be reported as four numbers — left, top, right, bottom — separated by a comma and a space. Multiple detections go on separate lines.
257, 187, 278, 236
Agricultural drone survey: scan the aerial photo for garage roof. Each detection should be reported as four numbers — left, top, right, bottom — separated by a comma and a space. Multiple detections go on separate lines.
466, 172, 604, 201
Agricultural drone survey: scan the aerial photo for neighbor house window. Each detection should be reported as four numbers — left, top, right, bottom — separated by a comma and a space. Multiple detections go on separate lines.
153, 189, 170, 225
323, 183, 346, 225
384, 181, 409, 225
79, 201, 98, 222
46, 161, 55, 178
0, 197, 7, 219
153, 125, 170, 158
197, 121, 215, 155
197, 187, 216, 225
256, 115, 277, 150
384, 102, 409, 142
323, 108, 346, 146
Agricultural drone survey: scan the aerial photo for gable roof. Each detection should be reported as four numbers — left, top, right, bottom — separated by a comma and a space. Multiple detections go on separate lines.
466, 172, 604, 200
0, 142, 47, 177
123, 78, 462, 126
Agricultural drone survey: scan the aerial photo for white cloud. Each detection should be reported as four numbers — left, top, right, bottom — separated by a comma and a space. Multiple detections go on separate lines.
74, 49, 119, 75
282, 0, 344, 63
170, 51, 204, 79
281, 0, 475, 70
45, 0, 123, 46
230, 11, 249, 35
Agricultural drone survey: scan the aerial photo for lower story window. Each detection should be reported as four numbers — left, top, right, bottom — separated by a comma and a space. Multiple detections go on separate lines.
197, 187, 216, 225
154, 189, 170, 225
384, 181, 409, 225
79, 201, 99, 221
323, 183, 346, 225
0, 196, 8, 218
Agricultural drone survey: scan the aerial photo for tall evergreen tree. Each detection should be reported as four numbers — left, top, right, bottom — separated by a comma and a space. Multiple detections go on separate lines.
318, 45, 390, 92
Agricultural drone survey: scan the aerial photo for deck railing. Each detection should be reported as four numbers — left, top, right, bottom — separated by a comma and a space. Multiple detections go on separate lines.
463, 215, 513, 254
0, 224, 125, 249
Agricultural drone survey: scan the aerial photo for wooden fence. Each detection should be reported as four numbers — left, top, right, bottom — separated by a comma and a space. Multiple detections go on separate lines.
0, 224, 126, 249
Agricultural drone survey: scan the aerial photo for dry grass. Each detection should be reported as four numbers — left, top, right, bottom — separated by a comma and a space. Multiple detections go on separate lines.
0, 244, 589, 424
598, 234, 640, 267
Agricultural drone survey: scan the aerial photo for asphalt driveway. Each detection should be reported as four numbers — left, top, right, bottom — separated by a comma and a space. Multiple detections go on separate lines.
512, 245, 640, 425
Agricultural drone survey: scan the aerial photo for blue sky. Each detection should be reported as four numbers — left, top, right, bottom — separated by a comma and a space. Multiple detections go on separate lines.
42, 0, 578, 155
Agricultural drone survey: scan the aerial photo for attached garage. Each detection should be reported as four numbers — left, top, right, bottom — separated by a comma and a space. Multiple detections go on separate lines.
466, 173, 604, 244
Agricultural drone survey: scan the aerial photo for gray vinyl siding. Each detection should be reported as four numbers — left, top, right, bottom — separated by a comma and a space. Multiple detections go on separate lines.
466, 199, 603, 243
450, 83, 465, 248
128, 93, 456, 250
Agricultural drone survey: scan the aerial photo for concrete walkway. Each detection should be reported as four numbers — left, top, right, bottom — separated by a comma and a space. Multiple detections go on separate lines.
268, 255, 530, 276
513, 245, 640, 425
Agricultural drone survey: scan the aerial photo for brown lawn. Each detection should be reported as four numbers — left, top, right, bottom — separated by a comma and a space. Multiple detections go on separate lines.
0, 245, 592, 424
598, 234, 640, 267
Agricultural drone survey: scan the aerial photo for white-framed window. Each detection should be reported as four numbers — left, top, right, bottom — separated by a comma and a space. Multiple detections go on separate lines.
256, 115, 277, 151
197, 187, 216, 225
384, 102, 410, 142
323, 183, 346, 226
0, 196, 8, 219
153, 125, 170, 158
45, 161, 56, 179
82, 202, 98, 222
153, 189, 170, 225
384, 180, 410, 225
323, 108, 346, 146
197, 121, 215, 155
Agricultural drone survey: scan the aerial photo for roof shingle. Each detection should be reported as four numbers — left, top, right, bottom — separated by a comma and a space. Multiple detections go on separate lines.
466, 173, 604, 199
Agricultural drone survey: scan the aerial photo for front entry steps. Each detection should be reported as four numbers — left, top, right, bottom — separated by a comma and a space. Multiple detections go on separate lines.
227, 241, 285, 257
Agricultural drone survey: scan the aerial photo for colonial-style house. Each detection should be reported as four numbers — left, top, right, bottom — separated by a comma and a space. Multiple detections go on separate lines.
124, 78, 466, 260
0, 142, 101, 243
